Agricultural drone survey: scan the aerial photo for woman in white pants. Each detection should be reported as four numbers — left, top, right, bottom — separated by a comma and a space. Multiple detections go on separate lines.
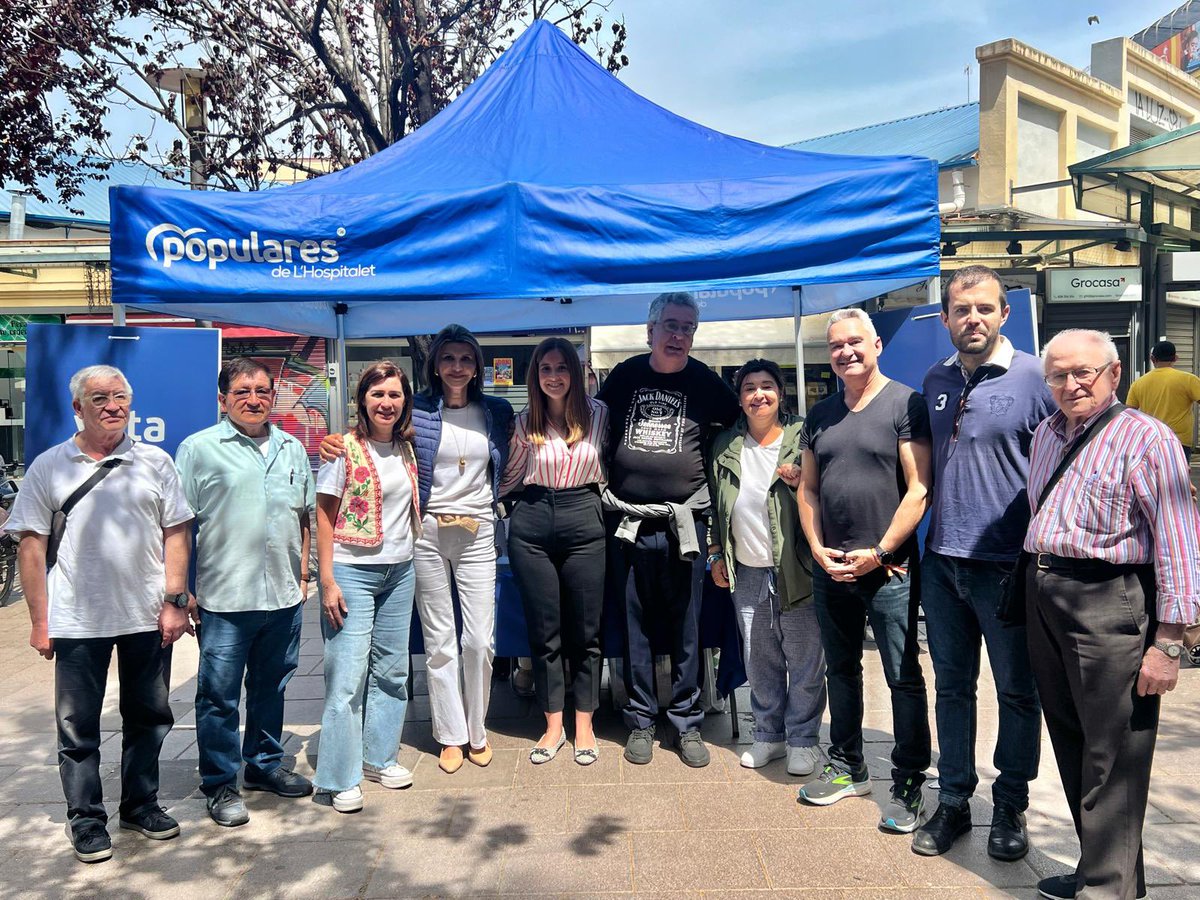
411, 326, 513, 773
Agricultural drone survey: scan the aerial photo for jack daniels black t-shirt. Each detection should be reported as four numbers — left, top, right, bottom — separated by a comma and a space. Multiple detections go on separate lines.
597, 354, 739, 505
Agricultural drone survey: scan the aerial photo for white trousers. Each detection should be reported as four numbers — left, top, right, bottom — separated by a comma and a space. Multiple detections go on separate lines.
413, 514, 497, 748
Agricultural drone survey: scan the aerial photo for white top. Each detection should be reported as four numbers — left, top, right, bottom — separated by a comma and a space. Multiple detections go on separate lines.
316, 439, 415, 565
253, 432, 271, 456
731, 433, 781, 568
500, 397, 609, 494
427, 404, 493, 519
6, 435, 193, 639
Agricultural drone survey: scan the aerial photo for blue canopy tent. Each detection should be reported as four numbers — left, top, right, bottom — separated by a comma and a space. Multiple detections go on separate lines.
109, 19, 939, 417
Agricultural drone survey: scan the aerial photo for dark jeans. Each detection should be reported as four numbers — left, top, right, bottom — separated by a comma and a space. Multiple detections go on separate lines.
813, 565, 930, 787
196, 603, 303, 796
921, 551, 1041, 811
55, 630, 174, 830
606, 513, 706, 735
1027, 563, 1158, 900
508, 485, 605, 714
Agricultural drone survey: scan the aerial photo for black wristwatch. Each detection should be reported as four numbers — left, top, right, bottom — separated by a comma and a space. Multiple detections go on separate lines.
163, 591, 189, 609
872, 545, 895, 566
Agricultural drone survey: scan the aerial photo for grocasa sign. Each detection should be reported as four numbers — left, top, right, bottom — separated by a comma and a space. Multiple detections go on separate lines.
1047, 267, 1141, 304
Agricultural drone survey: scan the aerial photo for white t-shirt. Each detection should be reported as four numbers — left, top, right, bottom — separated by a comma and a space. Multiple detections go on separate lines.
427, 404, 493, 519
6, 435, 194, 639
731, 433, 781, 568
316, 439, 415, 565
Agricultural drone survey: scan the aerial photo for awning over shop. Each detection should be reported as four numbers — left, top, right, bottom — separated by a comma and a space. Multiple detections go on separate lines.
1070, 123, 1200, 240
109, 21, 939, 338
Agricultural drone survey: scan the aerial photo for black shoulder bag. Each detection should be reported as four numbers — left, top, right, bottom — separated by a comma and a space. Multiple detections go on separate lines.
46, 458, 124, 570
996, 403, 1126, 626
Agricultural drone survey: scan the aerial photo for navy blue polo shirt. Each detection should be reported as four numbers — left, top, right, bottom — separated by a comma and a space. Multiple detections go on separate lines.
922, 339, 1056, 562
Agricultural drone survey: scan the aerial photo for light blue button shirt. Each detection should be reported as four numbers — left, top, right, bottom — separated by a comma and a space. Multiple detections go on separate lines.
175, 419, 315, 613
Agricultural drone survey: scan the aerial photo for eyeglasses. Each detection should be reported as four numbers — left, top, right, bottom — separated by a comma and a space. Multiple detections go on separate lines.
657, 320, 698, 336
1044, 363, 1111, 388
86, 392, 131, 408
226, 388, 274, 400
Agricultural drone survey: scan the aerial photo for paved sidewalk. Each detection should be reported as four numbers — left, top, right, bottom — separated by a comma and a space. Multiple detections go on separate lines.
0, 591, 1197, 900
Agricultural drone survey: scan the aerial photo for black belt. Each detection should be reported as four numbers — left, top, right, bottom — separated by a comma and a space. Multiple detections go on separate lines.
1033, 552, 1145, 577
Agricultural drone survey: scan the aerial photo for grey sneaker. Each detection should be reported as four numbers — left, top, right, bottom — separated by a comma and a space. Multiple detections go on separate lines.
676, 731, 710, 768
624, 725, 656, 765
879, 778, 925, 834
207, 784, 250, 827
798, 763, 872, 806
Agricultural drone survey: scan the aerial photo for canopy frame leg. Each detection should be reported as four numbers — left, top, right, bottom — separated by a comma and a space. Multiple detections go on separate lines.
329, 302, 349, 433
792, 286, 806, 417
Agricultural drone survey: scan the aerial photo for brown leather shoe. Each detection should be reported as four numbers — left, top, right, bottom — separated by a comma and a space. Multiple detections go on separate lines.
467, 742, 493, 767
438, 745, 464, 774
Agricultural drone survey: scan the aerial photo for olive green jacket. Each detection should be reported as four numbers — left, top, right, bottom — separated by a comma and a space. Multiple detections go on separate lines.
708, 414, 814, 610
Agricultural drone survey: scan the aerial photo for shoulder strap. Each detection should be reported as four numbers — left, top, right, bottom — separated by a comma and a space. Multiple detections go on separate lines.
60, 457, 124, 517
1036, 403, 1125, 511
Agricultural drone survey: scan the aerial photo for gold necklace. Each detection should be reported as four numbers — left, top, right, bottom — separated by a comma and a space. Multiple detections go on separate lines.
447, 411, 469, 475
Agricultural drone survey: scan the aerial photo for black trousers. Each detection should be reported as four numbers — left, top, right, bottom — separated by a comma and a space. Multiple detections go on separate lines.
605, 513, 705, 735
1026, 562, 1159, 900
54, 630, 174, 829
508, 486, 605, 714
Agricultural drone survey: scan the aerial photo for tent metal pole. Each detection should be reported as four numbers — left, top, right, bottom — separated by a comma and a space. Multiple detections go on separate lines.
113, 304, 127, 327
330, 303, 349, 433
928, 275, 941, 310
792, 287, 807, 416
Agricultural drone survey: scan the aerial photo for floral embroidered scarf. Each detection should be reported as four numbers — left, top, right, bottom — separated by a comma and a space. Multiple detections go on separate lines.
332, 433, 419, 547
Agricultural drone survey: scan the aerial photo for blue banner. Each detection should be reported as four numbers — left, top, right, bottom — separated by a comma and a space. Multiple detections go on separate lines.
24, 324, 222, 463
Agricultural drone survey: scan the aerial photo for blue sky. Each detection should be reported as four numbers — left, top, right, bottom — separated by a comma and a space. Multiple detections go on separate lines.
616, 1, 1166, 145
90, 1, 1177, 159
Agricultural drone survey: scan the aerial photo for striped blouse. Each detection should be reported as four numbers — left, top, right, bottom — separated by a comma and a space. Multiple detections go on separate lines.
1025, 397, 1200, 624
500, 397, 609, 493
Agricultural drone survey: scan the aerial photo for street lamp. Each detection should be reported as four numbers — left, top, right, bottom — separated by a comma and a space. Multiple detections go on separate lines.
155, 66, 208, 190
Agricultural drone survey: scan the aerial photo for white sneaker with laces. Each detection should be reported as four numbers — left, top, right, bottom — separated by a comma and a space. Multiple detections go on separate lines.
739, 740, 787, 768
363, 763, 413, 789
332, 786, 363, 813
787, 745, 822, 777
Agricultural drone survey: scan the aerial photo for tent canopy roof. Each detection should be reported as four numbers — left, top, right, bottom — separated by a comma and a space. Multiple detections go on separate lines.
110, 21, 939, 337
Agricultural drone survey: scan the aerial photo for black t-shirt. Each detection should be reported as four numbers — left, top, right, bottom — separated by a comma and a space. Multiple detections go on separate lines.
598, 354, 739, 504
799, 379, 930, 556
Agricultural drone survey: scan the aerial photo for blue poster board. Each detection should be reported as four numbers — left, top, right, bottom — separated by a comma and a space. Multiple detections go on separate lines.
24, 325, 222, 463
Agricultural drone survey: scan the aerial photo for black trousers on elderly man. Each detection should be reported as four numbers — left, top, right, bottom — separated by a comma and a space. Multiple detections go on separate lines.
54, 629, 174, 834
1026, 559, 1159, 900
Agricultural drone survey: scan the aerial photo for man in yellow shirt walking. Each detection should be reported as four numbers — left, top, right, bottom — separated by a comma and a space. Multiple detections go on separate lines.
1127, 339, 1200, 667
1126, 341, 1200, 461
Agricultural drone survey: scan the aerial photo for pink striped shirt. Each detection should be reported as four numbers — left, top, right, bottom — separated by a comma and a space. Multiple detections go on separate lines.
500, 397, 608, 493
1025, 397, 1200, 624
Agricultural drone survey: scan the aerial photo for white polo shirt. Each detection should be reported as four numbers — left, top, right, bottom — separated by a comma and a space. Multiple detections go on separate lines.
7, 434, 193, 639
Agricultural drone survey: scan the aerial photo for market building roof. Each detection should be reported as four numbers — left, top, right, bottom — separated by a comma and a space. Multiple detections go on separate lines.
785, 102, 979, 169
2, 160, 180, 229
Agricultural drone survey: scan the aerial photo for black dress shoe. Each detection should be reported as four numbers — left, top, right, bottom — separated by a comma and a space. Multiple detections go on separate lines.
989, 802, 1029, 861
243, 766, 313, 798
1037, 873, 1147, 900
911, 802, 971, 856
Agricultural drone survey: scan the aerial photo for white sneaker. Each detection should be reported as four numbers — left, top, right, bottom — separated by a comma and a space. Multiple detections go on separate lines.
332, 786, 363, 813
363, 763, 413, 789
787, 745, 822, 777
739, 741, 787, 768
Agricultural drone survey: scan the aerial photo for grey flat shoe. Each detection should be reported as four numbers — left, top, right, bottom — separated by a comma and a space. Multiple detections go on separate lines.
574, 743, 600, 766
529, 732, 567, 765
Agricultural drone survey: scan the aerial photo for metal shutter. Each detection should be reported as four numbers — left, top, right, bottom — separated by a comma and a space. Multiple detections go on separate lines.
1166, 305, 1197, 374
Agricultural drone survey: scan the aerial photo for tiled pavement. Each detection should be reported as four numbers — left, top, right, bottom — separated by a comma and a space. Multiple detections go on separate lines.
0, 588, 1197, 899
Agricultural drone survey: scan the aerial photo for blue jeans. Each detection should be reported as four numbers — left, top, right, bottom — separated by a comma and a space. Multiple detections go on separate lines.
731, 565, 825, 747
921, 551, 1040, 811
195, 603, 303, 796
315, 561, 415, 792
813, 566, 930, 787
